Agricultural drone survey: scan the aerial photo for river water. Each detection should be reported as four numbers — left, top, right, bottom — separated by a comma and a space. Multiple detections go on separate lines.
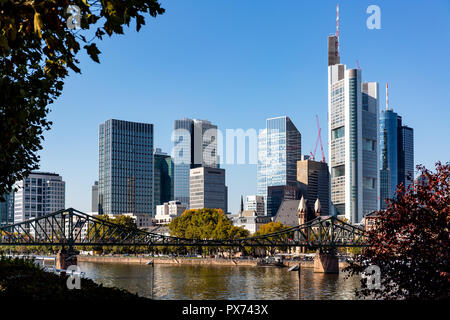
78, 262, 361, 300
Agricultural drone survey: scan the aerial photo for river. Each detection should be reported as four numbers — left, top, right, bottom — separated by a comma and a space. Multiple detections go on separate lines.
78, 261, 361, 300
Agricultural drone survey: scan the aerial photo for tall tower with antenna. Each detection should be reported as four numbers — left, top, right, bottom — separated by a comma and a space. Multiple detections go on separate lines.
327, 4, 380, 223
336, 3, 340, 56
327, 4, 340, 66
386, 82, 389, 110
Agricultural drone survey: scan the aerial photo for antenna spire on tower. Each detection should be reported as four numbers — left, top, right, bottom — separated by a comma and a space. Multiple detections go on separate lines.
386, 83, 389, 110
336, 3, 340, 56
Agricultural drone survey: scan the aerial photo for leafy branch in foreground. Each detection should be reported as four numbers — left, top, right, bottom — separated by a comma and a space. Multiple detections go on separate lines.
345, 162, 449, 300
0, 0, 165, 198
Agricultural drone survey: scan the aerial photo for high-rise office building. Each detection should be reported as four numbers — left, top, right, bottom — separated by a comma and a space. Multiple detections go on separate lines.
257, 116, 302, 214
297, 156, 330, 217
379, 107, 399, 203
91, 181, 98, 212
245, 195, 265, 216
379, 101, 414, 208
189, 167, 227, 213
154, 148, 174, 214
328, 33, 379, 223
172, 118, 218, 207
399, 125, 414, 189
266, 185, 298, 217
98, 119, 154, 216
13, 172, 65, 223
0, 192, 14, 225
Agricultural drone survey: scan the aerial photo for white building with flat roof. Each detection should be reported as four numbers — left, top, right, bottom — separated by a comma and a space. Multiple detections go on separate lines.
155, 200, 187, 225
13, 172, 65, 223
245, 195, 265, 216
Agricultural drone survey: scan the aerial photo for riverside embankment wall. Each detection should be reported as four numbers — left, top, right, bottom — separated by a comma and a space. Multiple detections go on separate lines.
77, 255, 349, 269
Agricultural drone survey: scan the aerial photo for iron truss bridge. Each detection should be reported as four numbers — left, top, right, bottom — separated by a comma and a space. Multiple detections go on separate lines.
0, 208, 367, 248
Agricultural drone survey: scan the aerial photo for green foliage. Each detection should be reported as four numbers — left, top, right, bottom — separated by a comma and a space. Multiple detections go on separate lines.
169, 208, 249, 240
169, 208, 250, 256
252, 222, 291, 256
0, 0, 165, 198
88, 214, 138, 253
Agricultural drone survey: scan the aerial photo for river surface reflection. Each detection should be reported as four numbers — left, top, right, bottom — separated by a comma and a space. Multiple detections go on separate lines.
78, 262, 361, 300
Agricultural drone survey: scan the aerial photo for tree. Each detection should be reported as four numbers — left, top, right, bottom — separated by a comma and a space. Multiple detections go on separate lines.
88, 214, 138, 253
253, 221, 291, 255
169, 208, 250, 256
345, 162, 449, 300
0, 0, 165, 198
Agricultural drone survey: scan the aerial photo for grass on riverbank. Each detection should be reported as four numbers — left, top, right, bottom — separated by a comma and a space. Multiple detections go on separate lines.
0, 257, 147, 300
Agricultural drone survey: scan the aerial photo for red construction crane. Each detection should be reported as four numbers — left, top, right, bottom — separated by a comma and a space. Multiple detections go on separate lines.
310, 115, 326, 163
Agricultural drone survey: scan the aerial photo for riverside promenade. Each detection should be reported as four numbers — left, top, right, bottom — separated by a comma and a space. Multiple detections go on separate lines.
77, 255, 349, 269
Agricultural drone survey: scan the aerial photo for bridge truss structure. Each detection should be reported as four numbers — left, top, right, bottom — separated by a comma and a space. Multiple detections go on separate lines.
0, 208, 366, 249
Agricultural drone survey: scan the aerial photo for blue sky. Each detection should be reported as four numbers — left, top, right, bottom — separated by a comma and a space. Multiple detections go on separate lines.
38, 0, 450, 214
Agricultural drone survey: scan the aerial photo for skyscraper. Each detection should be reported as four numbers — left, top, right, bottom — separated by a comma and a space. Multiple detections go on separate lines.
189, 167, 227, 213
154, 148, 174, 214
0, 192, 14, 225
297, 156, 330, 217
172, 118, 218, 207
98, 119, 154, 216
13, 172, 65, 223
399, 125, 414, 189
91, 181, 98, 212
379, 106, 399, 204
379, 86, 415, 208
257, 116, 302, 214
327, 34, 379, 223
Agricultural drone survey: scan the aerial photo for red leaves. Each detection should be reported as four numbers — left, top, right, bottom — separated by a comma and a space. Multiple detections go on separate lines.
346, 162, 450, 299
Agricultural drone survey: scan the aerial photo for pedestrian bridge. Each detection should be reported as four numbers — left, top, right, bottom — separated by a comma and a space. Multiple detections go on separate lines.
0, 208, 366, 249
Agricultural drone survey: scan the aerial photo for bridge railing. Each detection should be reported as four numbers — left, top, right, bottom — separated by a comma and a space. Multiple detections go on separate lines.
0, 208, 367, 248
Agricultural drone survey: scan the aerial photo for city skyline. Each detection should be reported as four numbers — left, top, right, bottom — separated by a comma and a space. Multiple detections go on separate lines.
34, 1, 449, 214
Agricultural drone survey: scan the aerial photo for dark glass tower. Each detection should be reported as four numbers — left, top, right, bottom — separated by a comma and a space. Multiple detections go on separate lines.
154, 149, 174, 213
0, 192, 14, 225
98, 119, 154, 216
379, 111, 414, 208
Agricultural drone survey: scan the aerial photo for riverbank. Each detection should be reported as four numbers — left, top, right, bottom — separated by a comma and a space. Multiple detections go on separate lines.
77, 255, 349, 269
0, 257, 145, 300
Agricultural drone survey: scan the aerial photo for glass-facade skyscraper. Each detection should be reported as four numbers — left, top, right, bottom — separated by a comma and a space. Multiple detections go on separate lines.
257, 116, 302, 214
172, 118, 218, 208
379, 108, 414, 208
0, 192, 14, 225
154, 149, 174, 214
98, 119, 154, 216
399, 125, 414, 188
379, 108, 399, 206
328, 34, 379, 223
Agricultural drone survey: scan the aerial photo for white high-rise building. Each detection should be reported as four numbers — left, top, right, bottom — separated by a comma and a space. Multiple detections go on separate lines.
327, 34, 379, 223
13, 172, 66, 223
245, 195, 265, 216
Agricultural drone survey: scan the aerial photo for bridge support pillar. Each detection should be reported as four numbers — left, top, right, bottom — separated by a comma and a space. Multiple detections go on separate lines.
313, 249, 338, 274
56, 248, 78, 270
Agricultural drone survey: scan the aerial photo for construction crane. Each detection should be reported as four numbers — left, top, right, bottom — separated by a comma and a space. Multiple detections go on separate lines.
356, 59, 360, 70
310, 115, 326, 163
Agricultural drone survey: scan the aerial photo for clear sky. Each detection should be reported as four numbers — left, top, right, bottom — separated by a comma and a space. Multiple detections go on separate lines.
37, 0, 450, 214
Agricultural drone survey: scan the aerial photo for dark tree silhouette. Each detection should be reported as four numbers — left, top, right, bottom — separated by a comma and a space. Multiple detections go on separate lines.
345, 162, 449, 300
